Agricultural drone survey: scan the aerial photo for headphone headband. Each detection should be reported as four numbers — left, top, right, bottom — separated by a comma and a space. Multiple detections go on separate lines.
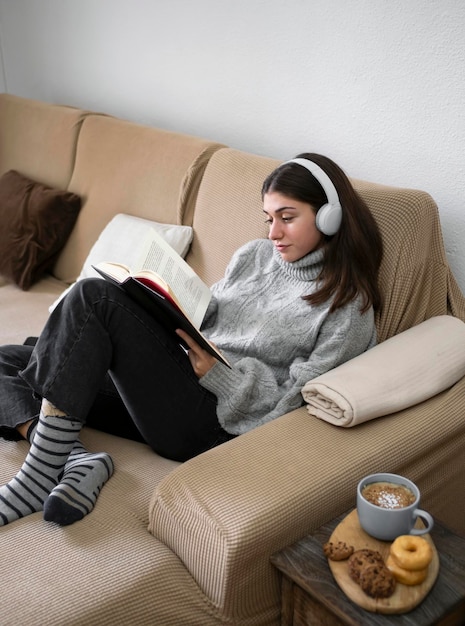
282, 158, 342, 235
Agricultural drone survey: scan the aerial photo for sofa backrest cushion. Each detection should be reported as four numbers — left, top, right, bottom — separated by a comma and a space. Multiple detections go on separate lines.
53, 114, 224, 283
189, 148, 465, 342
0, 93, 87, 190
351, 178, 465, 340
187, 148, 279, 286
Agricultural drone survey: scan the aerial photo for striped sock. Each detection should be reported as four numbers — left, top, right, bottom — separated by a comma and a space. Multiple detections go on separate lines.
26, 422, 114, 526
43, 440, 114, 526
0, 411, 81, 526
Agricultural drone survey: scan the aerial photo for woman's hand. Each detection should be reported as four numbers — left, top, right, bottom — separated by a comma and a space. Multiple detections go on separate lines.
176, 329, 218, 378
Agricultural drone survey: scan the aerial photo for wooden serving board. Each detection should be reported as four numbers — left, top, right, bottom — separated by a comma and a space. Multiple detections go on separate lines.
327, 509, 439, 614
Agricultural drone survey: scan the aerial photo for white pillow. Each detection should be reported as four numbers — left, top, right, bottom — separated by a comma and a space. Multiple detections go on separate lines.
49, 214, 193, 312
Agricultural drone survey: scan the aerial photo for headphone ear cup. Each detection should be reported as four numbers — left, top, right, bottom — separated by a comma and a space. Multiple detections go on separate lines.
316, 203, 342, 236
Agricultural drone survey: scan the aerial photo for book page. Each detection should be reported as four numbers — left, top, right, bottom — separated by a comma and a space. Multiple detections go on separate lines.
136, 228, 211, 329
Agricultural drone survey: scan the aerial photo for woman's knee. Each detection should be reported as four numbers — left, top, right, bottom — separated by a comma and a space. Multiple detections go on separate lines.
69, 277, 113, 301
57, 278, 123, 318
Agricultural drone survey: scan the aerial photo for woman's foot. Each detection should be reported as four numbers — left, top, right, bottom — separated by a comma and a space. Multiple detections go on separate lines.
0, 407, 81, 526
43, 441, 114, 525
25, 421, 114, 526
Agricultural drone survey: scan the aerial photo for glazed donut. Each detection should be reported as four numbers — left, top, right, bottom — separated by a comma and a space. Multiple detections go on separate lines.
390, 535, 433, 571
386, 554, 428, 586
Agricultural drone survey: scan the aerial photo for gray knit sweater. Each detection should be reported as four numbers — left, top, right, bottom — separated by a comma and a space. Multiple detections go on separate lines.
200, 239, 377, 435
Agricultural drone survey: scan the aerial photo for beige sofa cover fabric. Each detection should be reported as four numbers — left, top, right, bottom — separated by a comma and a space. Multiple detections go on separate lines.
54, 115, 224, 283
0, 276, 65, 344
0, 429, 220, 626
187, 148, 277, 286
0, 94, 87, 189
352, 178, 465, 341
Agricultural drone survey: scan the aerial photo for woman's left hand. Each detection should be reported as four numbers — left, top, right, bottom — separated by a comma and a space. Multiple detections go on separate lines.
176, 329, 218, 378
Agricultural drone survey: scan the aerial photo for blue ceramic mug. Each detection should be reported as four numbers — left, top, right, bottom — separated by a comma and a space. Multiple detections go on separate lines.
357, 472, 434, 541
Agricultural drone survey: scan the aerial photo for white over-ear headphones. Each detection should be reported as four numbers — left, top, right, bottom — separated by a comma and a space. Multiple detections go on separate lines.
283, 158, 342, 236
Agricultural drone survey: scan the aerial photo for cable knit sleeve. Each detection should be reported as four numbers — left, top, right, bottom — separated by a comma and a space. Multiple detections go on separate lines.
199, 299, 377, 435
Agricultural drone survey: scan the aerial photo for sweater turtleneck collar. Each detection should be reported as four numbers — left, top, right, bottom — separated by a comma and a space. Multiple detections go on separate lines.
272, 244, 325, 282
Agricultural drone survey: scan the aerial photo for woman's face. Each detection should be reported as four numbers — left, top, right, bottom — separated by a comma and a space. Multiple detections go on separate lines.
263, 191, 324, 262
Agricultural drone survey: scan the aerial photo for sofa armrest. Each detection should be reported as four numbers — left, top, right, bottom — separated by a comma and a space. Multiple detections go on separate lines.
148, 371, 465, 622
148, 407, 319, 619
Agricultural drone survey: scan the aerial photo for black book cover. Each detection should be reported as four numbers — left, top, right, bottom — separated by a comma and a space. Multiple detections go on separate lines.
94, 266, 230, 367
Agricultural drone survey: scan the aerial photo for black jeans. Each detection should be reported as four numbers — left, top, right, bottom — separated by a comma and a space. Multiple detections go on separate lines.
0, 279, 233, 462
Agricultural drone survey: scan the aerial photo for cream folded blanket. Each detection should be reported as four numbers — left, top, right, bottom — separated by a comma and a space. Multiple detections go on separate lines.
301, 315, 465, 427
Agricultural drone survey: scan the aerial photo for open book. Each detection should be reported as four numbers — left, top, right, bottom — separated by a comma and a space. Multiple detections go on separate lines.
93, 227, 230, 367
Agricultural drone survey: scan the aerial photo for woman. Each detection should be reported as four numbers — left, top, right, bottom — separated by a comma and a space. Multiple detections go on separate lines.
0, 153, 382, 527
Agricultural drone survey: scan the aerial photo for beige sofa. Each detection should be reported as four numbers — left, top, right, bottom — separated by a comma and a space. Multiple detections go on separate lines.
1, 93, 465, 625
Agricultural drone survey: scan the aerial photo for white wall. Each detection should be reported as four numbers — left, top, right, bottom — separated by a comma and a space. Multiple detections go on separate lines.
1, 0, 464, 290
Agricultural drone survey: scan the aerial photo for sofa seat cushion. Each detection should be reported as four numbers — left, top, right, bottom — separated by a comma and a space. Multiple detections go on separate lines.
0, 170, 81, 289
0, 275, 66, 345
0, 429, 221, 625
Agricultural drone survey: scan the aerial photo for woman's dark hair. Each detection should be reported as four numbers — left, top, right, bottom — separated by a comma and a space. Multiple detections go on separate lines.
261, 152, 383, 313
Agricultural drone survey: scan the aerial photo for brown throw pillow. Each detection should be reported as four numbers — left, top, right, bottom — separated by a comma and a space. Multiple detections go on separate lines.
0, 170, 81, 289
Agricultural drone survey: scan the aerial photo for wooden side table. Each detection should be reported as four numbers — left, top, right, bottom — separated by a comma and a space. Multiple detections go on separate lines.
271, 512, 465, 626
